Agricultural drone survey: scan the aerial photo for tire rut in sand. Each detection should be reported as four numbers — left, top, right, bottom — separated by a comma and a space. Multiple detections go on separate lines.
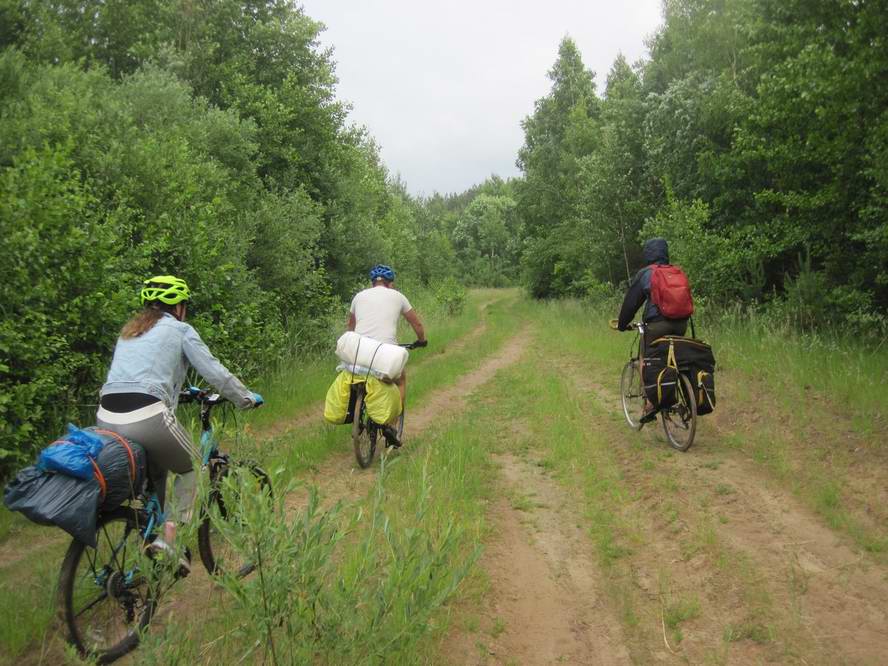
447, 451, 631, 666
566, 362, 888, 664
285, 328, 531, 514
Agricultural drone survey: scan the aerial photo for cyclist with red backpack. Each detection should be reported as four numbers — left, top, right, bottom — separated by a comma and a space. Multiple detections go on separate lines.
617, 238, 694, 347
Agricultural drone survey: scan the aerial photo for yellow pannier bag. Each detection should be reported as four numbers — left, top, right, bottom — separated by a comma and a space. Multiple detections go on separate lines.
324, 371, 359, 424
323, 372, 402, 425
364, 376, 402, 425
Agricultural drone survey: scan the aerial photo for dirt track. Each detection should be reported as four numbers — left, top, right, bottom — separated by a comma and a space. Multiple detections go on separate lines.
448, 451, 631, 665
284, 326, 531, 514
556, 356, 888, 665
8, 293, 888, 666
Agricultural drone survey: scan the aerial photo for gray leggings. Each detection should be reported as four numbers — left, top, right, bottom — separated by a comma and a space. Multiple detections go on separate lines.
96, 402, 199, 523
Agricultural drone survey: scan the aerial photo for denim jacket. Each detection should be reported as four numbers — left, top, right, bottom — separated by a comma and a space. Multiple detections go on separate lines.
100, 313, 253, 410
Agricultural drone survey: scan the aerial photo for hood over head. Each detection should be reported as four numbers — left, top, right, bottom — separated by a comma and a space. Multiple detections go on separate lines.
642, 238, 669, 265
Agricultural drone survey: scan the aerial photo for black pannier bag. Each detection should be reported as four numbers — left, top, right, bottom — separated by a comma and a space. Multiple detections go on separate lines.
648, 336, 717, 416
3, 427, 146, 547
88, 428, 147, 512
642, 352, 679, 409
4, 468, 102, 547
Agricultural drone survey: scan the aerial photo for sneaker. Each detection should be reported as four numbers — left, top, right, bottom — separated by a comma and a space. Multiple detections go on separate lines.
639, 408, 658, 425
148, 538, 191, 577
382, 425, 401, 449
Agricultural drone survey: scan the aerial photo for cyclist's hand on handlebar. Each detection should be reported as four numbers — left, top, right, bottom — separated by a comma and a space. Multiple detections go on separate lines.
179, 386, 204, 403
414, 339, 428, 348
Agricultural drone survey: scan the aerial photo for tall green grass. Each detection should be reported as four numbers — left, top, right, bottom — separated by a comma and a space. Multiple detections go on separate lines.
704, 306, 888, 433
535, 298, 888, 556
134, 381, 497, 664
0, 289, 517, 661
0, 539, 69, 662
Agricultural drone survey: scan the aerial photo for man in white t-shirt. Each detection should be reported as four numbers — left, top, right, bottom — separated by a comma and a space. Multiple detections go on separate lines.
347, 265, 426, 440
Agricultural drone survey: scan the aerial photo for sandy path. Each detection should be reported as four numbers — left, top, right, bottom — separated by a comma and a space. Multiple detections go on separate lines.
285, 326, 532, 514
448, 451, 631, 665
566, 362, 888, 664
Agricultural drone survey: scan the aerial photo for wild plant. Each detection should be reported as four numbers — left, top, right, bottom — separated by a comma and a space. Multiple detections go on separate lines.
205, 458, 479, 664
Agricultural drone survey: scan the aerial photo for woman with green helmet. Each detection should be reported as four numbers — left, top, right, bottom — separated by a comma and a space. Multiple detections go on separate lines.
96, 276, 263, 572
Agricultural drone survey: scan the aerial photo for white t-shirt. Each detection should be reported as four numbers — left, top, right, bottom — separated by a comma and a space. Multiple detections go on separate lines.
350, 286, 412, 345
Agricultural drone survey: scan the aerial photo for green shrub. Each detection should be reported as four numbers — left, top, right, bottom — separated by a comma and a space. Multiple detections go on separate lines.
435, 277, 467, 316
208, 462, 478, 664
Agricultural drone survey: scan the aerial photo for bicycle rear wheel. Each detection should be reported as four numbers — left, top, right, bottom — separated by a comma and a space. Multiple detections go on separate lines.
620, 359, 646, 430
352, 387, 377, 468
198, 458, 271, 577
396, 409, 405, 442
59, 508, 156, 664
661, 373, 697, 451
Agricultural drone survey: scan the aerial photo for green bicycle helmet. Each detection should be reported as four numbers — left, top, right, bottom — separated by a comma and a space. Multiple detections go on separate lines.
140, 275, 191, 305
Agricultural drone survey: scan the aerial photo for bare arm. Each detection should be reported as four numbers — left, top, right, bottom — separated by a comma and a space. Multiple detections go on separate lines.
346, 311, 356, 332
403, 309, 425, 341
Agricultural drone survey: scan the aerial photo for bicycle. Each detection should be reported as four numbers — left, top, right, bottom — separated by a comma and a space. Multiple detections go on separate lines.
57, 388, 269, 664
615, 321, 697, 451
351, 340, 427, 469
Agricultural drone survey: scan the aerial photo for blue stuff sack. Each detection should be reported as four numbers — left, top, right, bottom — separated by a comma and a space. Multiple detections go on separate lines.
37, 424, 105, 480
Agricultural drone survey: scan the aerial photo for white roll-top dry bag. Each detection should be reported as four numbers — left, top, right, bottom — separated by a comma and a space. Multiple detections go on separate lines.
335, 331, 408, 380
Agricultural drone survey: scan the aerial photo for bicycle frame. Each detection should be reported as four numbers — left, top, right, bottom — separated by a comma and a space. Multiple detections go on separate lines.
619, 321, 698, 450
134, 393, 223, 542
628, 322, 647, 379
60, 389, 262, 664
199, 404, 221, 466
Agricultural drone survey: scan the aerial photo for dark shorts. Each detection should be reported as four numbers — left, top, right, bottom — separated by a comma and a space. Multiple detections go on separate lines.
644, 318, 688, 349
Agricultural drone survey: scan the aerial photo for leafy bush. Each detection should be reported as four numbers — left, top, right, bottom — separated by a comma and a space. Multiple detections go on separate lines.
208, 463, 477, 664
0, 146, 125, 470
434, 277, 467, 316
778, 253, 887, 337
640, 194, 750, 303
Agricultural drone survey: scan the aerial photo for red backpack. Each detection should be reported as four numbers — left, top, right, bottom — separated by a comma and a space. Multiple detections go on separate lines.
649, 264, 694, 319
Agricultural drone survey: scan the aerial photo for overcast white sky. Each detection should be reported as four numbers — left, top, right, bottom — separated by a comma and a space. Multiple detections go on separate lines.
298, 1, 663, 196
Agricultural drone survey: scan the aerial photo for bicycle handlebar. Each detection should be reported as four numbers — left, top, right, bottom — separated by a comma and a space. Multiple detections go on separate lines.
179, 387, 264, 409
609, 320, 644, 333
179, 387, 226, 406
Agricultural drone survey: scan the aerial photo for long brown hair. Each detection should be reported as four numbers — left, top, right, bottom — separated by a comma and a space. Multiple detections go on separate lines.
120, 304, 175, 339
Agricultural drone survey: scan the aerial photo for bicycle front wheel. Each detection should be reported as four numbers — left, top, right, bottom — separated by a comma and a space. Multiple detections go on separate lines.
620, 359, 646, 430
352, 388, 377, 468
59, 508, 156, 664
661, 373, 698, 451
198, 459, 271, 578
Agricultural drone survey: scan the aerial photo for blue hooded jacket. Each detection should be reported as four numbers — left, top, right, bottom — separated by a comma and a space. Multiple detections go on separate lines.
617, 238, 683, 330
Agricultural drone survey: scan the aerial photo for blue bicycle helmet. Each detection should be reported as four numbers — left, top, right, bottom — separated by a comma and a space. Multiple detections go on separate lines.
369, 264, 396, 282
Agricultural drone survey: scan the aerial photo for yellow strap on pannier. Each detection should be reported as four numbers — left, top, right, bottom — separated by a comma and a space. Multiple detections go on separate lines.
656, 368, 669, 404
666, 338, 679, 370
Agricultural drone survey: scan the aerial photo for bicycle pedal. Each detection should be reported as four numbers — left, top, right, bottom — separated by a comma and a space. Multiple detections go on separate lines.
381, 425, 401, 448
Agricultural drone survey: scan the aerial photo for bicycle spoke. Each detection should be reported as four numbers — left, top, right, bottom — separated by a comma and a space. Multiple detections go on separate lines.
75, 591, 109, 618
